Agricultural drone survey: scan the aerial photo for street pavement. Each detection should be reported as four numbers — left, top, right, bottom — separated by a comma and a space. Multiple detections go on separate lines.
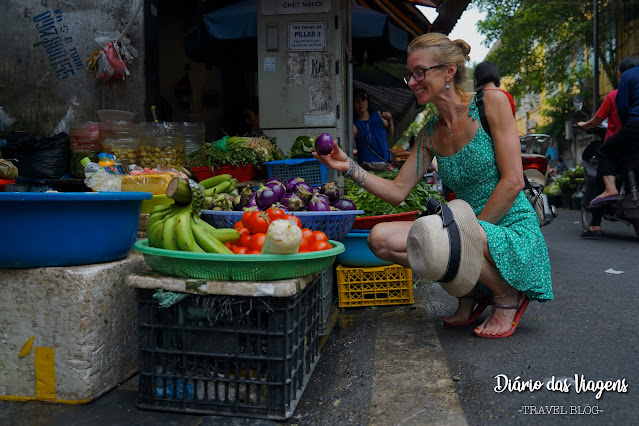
1, 208, 637, 425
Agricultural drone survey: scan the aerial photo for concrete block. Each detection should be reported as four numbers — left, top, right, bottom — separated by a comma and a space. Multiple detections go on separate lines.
0, 254, 149, 403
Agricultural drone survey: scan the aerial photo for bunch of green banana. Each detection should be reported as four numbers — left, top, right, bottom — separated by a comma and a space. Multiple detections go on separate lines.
146, 178, 240, 254
200, 174, 238, 196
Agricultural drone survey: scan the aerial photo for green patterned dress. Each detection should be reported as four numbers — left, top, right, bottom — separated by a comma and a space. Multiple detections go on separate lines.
421, 95, 553, 301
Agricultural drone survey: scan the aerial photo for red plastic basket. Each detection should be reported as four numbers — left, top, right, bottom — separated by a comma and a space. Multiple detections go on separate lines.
190, 166, 214, 182
351, 210, 420, 230
213, 164, 257, 182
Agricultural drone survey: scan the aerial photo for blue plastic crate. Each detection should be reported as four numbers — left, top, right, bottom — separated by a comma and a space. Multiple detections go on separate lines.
200, 210, 364, 242
264, 158, 337, 187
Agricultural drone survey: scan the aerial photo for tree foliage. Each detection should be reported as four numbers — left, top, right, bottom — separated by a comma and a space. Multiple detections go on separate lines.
475, 0, 600, 98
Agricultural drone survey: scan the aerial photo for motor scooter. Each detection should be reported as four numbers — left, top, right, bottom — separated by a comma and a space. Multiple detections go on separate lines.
520, 133, 557, 226
573, 96, 639, 238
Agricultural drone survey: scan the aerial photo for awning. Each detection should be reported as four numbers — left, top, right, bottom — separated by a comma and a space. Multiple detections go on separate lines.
203, 0, 407, 56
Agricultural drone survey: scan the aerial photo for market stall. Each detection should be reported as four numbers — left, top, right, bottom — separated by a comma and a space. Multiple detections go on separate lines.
0, 114, 441, 419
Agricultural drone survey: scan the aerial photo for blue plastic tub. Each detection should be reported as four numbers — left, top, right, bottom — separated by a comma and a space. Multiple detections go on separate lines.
335, 231, 393, 267
0, 191, 152, 268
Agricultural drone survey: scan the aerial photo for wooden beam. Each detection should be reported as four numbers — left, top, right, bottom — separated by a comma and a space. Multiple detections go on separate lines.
370, 0, 420, 39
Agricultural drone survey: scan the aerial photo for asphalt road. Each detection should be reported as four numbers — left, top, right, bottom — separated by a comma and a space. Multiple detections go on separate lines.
426, 208, 639, 425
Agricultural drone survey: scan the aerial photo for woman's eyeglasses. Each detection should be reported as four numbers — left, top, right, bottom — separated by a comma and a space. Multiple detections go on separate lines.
402, 64, 445, 85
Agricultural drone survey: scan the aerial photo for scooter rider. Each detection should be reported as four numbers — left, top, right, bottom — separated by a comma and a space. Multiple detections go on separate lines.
588, 57, 639, 207
577, 56, 639, 237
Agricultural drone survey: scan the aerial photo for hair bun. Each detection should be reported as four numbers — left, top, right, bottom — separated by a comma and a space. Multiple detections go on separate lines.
453, 39, 471, 62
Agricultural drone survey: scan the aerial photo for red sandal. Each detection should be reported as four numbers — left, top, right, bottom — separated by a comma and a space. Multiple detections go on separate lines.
473, 292, 529, 338
443, 294, 492, 326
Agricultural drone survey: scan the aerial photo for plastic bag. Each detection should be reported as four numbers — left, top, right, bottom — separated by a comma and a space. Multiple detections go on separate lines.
2, 133, 70, 179
85, 168, 123, 192
96, 42, 128, 81
53, 98, 78, 136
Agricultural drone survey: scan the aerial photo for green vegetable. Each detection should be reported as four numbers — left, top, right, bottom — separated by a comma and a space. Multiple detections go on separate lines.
344, 170, 444, 216
186, 135, 284, 169
289, 136, 315, 158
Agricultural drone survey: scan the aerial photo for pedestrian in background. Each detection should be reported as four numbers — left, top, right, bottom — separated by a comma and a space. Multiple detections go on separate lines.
352, 88, 395, 170
473, 60, 516, 117
578, 56, 639, 237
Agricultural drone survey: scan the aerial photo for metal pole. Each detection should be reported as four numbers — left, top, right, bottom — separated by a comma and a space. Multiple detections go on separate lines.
593, 0, 599, 111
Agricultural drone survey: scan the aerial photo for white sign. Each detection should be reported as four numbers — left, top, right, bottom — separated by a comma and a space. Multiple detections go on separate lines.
304, 112, 335, 127
261, 0, 331, 15
264, 57, 276, 72
288, 22, 326, 51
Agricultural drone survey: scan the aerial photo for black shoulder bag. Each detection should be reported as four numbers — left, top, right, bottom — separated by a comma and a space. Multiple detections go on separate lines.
475, 88, 547, 226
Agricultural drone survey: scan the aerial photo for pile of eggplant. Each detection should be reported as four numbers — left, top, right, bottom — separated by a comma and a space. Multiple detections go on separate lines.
206, 177, 358, 212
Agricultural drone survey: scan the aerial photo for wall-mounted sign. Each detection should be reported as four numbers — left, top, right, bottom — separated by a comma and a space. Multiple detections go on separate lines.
261, 0, 331, 15
288, 22, 326, 51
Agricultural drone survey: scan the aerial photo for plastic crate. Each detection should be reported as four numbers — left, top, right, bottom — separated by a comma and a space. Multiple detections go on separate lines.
319, 267, 334, 335
336, 264, 414, 308
135, 273, 321, 420
351, 210, 420, 230
200, 210, 364, 242
264, 158, 337, 187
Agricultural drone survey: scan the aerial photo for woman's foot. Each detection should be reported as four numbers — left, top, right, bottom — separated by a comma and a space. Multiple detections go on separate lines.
443, 294, 490, 326
473, 291, 529, 338
596, 190, 619, 199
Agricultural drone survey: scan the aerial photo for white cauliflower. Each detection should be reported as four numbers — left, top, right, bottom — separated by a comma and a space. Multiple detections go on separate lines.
261, 219, 302, 254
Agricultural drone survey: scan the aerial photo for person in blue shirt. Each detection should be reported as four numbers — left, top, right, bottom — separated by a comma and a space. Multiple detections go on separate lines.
352, 88, 395, 169
590, 61, 639, 206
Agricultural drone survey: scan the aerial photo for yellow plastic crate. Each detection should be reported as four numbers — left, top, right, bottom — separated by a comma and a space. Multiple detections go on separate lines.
336, 264, 414, 308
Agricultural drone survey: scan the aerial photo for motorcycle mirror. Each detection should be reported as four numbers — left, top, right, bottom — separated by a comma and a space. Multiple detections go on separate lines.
573, 95, 584, 111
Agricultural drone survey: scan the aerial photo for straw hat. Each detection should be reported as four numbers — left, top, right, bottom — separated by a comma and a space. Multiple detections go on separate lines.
407, 199, 483, 297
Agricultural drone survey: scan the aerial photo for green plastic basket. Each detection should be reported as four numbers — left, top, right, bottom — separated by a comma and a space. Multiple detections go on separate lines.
134, 239, 344, 281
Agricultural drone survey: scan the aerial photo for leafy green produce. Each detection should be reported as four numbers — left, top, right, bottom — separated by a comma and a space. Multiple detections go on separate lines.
289, 136, 315, 158
186, 135, 284, 169
344, 170, 444, 216
543, 182, 561, 196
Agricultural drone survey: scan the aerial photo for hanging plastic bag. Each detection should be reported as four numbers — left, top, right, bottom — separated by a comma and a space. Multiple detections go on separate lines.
85, 1, 143, 82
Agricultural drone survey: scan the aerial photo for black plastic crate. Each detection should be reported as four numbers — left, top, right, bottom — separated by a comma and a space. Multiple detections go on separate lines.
135, 274, 321, 420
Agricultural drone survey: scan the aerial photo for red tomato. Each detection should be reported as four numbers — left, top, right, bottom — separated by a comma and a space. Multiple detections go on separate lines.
239, 232, 252, 248
233, 220, 243, 229
301, 228, 315, 243
298, 238, 310, 252
231, 226, 251, 244
247, 249, 262, 254
265, 207, 286, 222
310, 241, 332, 251
284, 214, 303, 229
233, 246, 249, 254
249, 233, 266, 251
312, 230, 329, 243
241, 210, 253, 227
246, 211, 271, 234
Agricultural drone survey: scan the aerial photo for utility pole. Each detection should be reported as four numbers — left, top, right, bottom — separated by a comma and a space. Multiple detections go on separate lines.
593, 0, 599, 111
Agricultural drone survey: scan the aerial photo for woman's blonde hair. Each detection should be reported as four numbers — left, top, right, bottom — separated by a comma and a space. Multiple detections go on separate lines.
407, 33, 471, 96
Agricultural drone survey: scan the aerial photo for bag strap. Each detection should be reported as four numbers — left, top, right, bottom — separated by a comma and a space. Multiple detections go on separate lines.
422, 198, 462, 283
476, 87, 492, 139
477, 88, 534, 193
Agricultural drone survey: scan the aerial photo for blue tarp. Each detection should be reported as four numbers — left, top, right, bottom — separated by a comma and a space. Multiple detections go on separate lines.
203, 0, 406, 51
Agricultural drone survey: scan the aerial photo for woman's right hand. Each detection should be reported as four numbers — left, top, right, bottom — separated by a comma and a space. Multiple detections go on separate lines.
577, 121, 589, 130
312, 140, 350, 173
